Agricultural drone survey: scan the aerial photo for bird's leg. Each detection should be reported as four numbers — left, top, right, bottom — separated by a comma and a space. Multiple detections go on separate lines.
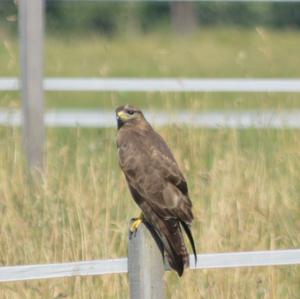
129, 213, 144, 238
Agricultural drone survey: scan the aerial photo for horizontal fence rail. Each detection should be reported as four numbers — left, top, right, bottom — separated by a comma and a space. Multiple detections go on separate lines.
0, 259, 127, 283
0, 249, 299, 283
1, 78, 300, 92
1, 109, 300, 129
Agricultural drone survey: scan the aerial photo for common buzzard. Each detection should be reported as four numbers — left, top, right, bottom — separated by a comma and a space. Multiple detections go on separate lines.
116, 105, 196, 276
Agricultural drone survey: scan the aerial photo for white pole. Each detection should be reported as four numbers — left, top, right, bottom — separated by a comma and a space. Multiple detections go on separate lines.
128, 224, 166, 299
19, 0, 45, 172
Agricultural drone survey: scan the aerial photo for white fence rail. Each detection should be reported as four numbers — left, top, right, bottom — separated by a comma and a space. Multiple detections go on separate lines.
1, 109, 300, 129
1, 78, 300, 92
1, 249, 299, 283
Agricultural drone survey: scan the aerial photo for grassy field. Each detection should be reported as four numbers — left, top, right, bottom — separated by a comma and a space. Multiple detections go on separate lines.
0, 27, 300, 298
0, 27, 300, 110
0, 126, 299, 298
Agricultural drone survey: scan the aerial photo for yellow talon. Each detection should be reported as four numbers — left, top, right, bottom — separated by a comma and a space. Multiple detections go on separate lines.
130, 218, 142, 233
130, 213, 144, 234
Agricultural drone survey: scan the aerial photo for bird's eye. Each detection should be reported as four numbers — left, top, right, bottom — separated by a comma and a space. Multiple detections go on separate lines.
127, 110, 134, 115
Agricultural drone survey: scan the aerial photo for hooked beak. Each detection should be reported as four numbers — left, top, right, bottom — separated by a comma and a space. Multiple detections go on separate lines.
116, 110, 127, 129
117, 110, 128, 121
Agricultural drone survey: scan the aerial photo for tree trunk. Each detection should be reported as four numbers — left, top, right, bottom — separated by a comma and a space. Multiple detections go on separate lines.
170, 2, 197, 34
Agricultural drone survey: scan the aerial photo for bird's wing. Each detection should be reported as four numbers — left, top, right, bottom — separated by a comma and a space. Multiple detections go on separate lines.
146, 130, 193, 221
118, 128, 192, 221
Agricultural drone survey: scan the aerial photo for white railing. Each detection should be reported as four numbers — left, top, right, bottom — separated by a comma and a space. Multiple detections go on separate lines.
1, 77, 300, 92
1, 249, 300, 283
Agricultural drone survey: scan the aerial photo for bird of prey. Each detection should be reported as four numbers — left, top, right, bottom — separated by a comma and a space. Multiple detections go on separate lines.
116, 105, 196, 276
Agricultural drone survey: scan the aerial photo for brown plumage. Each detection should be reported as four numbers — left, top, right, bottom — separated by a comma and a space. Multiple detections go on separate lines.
116, 105, 197, 276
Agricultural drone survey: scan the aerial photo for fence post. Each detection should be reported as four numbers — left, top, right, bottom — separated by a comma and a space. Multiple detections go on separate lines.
128, 223, 166, 299
19, 0, 45, 172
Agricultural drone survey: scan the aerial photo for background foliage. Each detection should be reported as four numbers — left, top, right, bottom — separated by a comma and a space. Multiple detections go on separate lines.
1, 1, 300, 35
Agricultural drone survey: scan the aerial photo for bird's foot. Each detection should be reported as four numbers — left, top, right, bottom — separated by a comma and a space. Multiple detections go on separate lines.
130, 218, 142, 232
129, 215, 143, 239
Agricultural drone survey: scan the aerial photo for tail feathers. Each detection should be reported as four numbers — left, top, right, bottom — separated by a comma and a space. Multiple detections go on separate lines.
155, 218, 189, 276
180, 220, 197, 264
141, 203, 195, 276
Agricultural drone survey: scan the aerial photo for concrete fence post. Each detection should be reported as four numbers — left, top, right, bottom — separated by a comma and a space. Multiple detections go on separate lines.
19, 0, 45, 172
128, 223, 166, 299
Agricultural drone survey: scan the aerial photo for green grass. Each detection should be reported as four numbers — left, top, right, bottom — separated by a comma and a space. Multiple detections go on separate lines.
4, 27, 300, 77
42, 28, 300, 78
0, 126, 299, 298
45, 91, 300, 111
0, 27, 300, 110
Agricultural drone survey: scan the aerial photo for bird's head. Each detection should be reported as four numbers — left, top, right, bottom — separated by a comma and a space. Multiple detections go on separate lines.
115, 105, 145, 129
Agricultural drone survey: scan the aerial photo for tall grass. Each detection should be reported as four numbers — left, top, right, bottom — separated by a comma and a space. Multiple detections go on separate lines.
0, 26, 299, 298
0, 28, 300, 110
1, 27, 300, 78
0, 125, 299, 298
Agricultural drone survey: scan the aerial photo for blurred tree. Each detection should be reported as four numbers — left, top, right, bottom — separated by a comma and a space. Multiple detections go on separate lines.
139, 2, 169, 32
170, 2, 197, 34
118, 2, 142, 35
46, 1, 125, 35
0, 0, 17, 33
270, 3, 300, 28
0, 1, 296, 37
197, 2, 272, 27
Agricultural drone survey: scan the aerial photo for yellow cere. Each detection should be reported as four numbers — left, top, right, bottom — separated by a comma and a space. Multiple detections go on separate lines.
117, 110, 130, 121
